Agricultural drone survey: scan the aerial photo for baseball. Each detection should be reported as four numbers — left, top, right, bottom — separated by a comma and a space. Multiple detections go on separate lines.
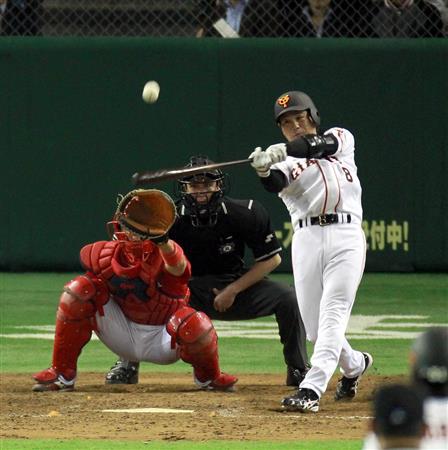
142, 80, 160, 104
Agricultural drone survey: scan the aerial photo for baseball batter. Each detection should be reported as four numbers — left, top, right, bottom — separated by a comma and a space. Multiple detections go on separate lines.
32, 189, 237, 392
249, 90, 373, 412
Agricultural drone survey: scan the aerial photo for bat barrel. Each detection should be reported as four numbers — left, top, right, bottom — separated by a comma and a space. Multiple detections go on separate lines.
132, 158, 253, 186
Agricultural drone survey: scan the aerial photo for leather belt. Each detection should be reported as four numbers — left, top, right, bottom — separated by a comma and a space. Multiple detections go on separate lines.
298, 213, 351, 228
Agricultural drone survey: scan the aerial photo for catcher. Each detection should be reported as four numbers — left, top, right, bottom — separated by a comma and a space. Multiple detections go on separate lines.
32, 189, 237, 392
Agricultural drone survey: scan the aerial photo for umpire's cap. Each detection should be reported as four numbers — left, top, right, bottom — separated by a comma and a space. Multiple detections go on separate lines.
274, 91, 320, 125
411, 327, 448, 392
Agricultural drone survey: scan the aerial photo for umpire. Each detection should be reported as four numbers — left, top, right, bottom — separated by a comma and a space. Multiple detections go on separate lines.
106, 155, 309, 387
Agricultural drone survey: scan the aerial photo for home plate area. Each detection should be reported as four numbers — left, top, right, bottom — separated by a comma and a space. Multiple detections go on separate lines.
1, 372, 399, 442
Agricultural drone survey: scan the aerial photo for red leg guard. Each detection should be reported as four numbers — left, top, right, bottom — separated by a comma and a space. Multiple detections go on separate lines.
166, 307, 237, 389
182, 330, 220, 383
50, 282, 97, 376
51, 312, 93, 374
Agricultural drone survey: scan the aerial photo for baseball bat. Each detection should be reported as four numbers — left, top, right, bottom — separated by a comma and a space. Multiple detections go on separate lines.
132, 158, 253, 185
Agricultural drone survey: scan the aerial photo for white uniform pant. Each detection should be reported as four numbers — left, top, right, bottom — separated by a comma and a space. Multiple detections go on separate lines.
292, 223, 366, 397
94, 300, 180, 364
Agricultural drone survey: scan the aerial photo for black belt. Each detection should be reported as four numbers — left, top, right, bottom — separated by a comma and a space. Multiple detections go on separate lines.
298, 213, 351, 228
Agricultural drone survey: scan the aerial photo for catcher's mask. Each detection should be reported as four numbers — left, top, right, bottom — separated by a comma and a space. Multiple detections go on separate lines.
107, 189, 176, 241
177, 155, 226, 228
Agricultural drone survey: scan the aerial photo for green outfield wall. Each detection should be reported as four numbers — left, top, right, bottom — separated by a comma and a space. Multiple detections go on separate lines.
1, 38, 447, 272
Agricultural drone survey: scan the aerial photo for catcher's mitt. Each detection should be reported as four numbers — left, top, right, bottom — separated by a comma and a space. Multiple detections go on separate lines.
114, 189, 176, 242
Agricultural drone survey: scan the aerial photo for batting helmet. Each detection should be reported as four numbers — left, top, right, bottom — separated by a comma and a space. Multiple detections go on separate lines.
274, 91, 321, 126
411, 327, 448, 395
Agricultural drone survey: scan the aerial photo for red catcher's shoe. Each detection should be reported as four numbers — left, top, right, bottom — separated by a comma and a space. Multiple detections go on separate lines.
32, 367, 76, 392
194, 372, 238, 391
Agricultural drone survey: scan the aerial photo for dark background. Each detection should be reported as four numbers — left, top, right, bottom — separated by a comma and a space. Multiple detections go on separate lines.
1, 38, 447, 272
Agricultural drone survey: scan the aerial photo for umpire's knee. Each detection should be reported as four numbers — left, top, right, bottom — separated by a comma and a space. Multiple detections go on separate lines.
276, 289, 300, 314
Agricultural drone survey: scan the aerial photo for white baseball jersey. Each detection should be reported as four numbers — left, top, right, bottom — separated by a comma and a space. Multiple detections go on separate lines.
423, 396, 448, 448
271, 127, 362, 229
362, 396, 448, 450
273, 126, 367, 397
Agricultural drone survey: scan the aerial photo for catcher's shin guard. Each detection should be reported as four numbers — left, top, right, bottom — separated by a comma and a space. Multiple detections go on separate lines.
167, 307, 237, 391
49, 276, 98, 375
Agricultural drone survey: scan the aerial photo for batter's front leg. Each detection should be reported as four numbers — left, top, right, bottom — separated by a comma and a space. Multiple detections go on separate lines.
291, 228, 323, 345
300, 293, 352, 396
299, 240, 365, 396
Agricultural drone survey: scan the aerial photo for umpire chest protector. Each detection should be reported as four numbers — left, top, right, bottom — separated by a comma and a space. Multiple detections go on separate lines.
170, 197, 281, 276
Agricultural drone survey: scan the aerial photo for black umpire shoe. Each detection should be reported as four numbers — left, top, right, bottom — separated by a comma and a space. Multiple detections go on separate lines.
105, 360, 140, 384
286, 365, 310, 387
334, 352, 373, 401
282, 388, 320, 413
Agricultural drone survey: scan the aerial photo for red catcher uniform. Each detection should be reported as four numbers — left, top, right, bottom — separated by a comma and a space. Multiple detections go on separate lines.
32, 238, 237, 391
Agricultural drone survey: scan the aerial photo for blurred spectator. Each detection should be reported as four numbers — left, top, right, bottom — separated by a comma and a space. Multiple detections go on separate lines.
0, 0, 43, 36
195, 0, 281, 37
426, 0, 448, 34
278, 0, 369, 37
372, 384, 426, 450
370, 0, 445, 37
427, 0, 448, 13
0, 0, 7, 32
363, 327, 448, 450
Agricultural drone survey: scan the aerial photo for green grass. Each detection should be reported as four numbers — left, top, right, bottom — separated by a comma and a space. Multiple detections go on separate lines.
1, 272, 447, 450
0, 439, 362, 450
352, 273, 448, 317
1, 272, 447, 375
0, 336, 416, 376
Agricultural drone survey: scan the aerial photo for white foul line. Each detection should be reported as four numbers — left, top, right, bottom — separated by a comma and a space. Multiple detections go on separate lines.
102, 408, 194, 414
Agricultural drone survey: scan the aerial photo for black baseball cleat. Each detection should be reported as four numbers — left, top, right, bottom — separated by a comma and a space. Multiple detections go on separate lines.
105, 360, 140, 384
334, 352, 373, 401
282, 388, 320, 413
286, 365, 310, 387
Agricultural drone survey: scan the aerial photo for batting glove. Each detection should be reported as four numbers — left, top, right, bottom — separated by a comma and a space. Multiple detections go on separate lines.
265, 143, 287, 163
249, 147, 272, 178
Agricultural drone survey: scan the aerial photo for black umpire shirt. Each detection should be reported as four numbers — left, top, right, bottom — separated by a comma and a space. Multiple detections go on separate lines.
169, 196, 283, 277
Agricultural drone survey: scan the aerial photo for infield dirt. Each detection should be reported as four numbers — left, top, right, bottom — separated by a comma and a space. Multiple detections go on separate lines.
1, 373, 400, 442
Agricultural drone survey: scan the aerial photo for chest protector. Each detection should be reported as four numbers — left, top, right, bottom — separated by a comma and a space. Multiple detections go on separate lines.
80, 240, 190, 325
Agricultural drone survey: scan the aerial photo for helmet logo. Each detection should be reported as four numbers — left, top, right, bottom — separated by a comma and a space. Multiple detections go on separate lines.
277, 95, 290, 109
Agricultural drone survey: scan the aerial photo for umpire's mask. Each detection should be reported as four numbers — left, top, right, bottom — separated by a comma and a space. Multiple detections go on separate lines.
177, 155, 225, 227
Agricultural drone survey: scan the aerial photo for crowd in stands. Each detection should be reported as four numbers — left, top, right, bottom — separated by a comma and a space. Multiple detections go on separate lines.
1, 0, 42, 35
199, 0, 447, 37
1, 0, 447, 37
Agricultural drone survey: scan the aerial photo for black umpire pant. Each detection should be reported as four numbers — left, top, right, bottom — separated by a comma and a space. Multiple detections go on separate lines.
188, 273, 308, 372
